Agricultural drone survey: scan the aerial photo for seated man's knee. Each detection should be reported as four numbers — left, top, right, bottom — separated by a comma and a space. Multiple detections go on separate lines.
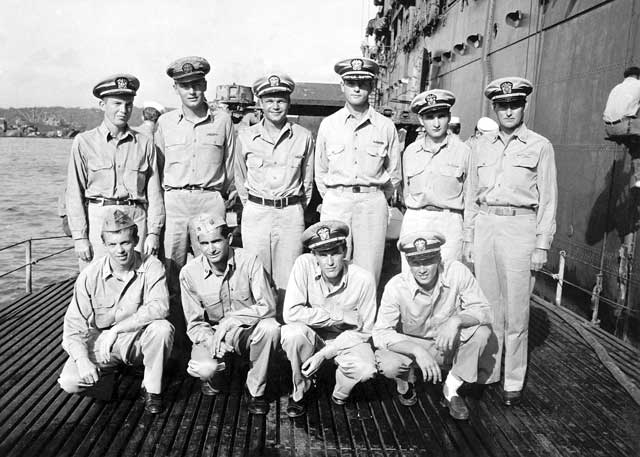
252, 318, 281, 344
473, 325, 491, 347
188, 356, 219, 380
375, 349, 408, 379
147, 319, 175, 341
280, 323, 311, 348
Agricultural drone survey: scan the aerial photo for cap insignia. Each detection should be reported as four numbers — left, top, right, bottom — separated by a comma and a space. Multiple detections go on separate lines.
500, 81, 513, 94
351, 59, 364, 71
268, 75, 281, 87
182, 63, 195, 73
317, 226, 330, 241
414, 238, 427, 251
115, 78, 129, 89
426, 94, 437, 106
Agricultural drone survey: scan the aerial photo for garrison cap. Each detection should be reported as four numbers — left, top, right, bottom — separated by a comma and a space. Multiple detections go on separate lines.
410, 89, 456, 115
92, 74, 139, 99
166, 56, 210, 83
397, 231, 446, 262
143, 100, 165, 113
334, 57, 379, 80
484, 76, 533, 102
253, 73, 295, 97
476, 116, 499, 133
193, 213, 227, 236
101, 209, 136, 233
303, 221, 349, 251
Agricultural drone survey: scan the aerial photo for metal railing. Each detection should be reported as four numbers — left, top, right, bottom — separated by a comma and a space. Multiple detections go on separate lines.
0, 235, 74, 293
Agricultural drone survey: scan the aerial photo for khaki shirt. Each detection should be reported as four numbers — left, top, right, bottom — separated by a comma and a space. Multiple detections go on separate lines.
373, 261, 492, 349
463, 124, 558, 249
65, 123, 164, 240
283, 253, 377, 354
234, 120, 314, 206
155, 107, 235, 195
403, 133, 471, 211
315, 105, 401, 196
179, 248, 276, 346
62, 253, 170, 362
603, 76, 640, 122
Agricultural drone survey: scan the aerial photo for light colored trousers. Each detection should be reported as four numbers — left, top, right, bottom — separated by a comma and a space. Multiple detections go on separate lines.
241, 201, 304, 308
320, 189, 388, 286
281, 322, 377, 402
375, 325, 492, 385
58, 320, 174, 394
474, 212, 536, 391
188, 318, 280, 397
80, 203, 147, 270
399, 208, 463, 271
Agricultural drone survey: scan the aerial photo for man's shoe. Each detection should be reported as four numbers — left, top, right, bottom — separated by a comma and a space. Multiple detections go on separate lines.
143, 391, 163, 414
248, 395, 269, 415
331, 394, 346, 406
201, 380, 220, 396
503, 390, 522, 406
398, 382, 417, 406
443, 395, 469, 420
286, 396, 306, 418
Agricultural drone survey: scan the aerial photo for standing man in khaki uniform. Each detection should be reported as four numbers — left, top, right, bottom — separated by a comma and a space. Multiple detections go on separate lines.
281, 221, 377, 417
463, 77, 557, 406
179, 213, 280, 415
400, 89, 470, 266
155, 56, 236, 352
234, 73, 314, 309
58, 210, 174, 414
373, 231, 493, 420
315, 57, 401, 286
134, 101, 165, 139
66, 74, 164, 269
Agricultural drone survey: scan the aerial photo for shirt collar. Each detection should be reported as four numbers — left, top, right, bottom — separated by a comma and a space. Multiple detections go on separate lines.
253, 119, 293, 142
101, 252, 143, 280
497, 123, 529, 144
98, 122, 135, 143
420, 133, 450, 154
199, 248, 236, 279
340, 105, 378, 127
177, 105, 212, 124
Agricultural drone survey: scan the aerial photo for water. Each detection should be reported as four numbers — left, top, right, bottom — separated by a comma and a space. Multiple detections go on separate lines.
0, 138, 77, 306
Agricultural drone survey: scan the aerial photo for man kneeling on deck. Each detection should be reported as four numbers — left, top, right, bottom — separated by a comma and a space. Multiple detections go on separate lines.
373, 231, 493, 420
58, 209, 174, 414
281, 221, 377, 417
179, 213, 280, 415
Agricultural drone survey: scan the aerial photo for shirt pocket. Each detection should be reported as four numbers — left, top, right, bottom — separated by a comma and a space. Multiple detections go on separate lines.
326, 144, 345, 170
164, 134, 188, 176
476, 153, 500, 187
92, 297, 116, 329
197, 134, 225, 168
246, 154, 264, 169
289, 153, 305, 169
434, 164, 464, 199
363, 141, 388, 176
506, 152, 539, 191
230, 283, 253, 311
201, 294, 223, 323
405, 164, 425, 194
124, 155, 149, 195
87, 160, 114, 194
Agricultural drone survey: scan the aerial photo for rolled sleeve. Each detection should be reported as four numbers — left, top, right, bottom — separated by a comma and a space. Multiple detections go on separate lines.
180, 269, 216, 345
62, 273, 93, 361
372, 283, 409, 349
131, 260, 170, 327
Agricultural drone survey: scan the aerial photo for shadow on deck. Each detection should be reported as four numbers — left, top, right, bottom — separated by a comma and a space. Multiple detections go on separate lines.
1, 278, 640, 457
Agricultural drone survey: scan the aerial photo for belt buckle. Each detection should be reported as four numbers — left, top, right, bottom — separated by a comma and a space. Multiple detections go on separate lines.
352, 186, 361, 193
274, 198, 285, 209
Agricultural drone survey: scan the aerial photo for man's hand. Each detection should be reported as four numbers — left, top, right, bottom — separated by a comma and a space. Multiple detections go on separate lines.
96, 329, 117, 364
74, 239, 93, 262
211, 319, 239, 358
301, 352, 326, 378
414, 347, 441, 384
435, 316, 461, 352
463, 241, 474, 264
144, 233, 160, 257
76, 357, 99, 386
531, 248, 547, 271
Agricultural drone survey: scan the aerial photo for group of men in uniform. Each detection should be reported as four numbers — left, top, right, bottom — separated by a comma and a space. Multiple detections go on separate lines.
58, 55, 557, 420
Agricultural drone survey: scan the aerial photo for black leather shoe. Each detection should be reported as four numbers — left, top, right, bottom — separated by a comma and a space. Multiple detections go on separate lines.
503, 390, 522, 406
443, 395, 469, 420
398, 382, 417, 406
286, 396, 306, 418
201, 380, 220, 396
143, 391, 163, 414
248, 395, 269, 415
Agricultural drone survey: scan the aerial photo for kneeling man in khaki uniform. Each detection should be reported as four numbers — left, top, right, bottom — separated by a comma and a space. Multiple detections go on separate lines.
58, 209, 174, 414
179, 213, 280, 415
373, 231, 493, 420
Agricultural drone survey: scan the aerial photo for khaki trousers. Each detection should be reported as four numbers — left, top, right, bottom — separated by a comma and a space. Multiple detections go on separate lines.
474, 212, 536, 390
188, 318, 280, 397
281, 322, 377, 402
58, 320, 174, 394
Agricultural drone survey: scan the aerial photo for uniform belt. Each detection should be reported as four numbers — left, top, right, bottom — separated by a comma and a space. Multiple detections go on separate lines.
480, 204, 535, 216
420, 205, 463, 214
172, 185, 219, 192
248, 194, 302, 208
605, 119, 622, 125
87, 197, 140, 206
332, 185, 381, 193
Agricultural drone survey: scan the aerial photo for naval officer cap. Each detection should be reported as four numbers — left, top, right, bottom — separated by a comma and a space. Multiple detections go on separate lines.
485, 76, 533, 102
102, 209, 136, 233
92, 74, 139, 99
334, 57, 379, 80
397, 231, 446, 262
302, 221, 350, 251
410, 89, 456, 115
193, 213, 227, 235
253, 73, 295, 97
166, 56, 210, 83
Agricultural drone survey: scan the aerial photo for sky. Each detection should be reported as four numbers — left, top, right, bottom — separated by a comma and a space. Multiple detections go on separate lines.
0, 0, 374, 108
